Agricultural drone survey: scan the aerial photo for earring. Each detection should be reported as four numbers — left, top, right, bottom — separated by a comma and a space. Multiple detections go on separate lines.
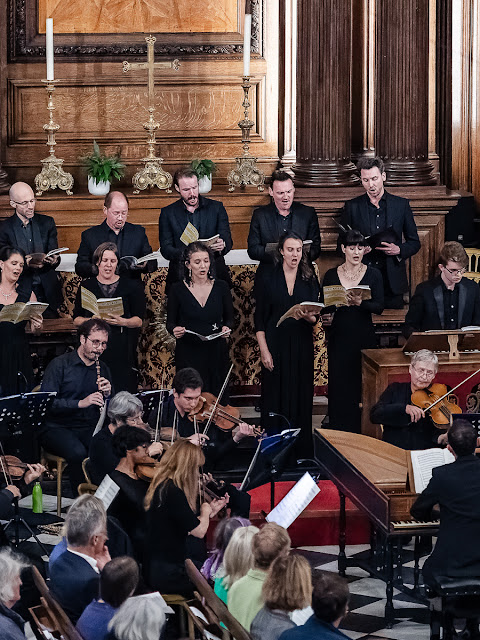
188, 267, 192, 279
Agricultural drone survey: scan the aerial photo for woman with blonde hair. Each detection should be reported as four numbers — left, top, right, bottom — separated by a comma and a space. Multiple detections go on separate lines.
250, 553, 312, 640
214, 524, 259, 604
143, 439, 228, 595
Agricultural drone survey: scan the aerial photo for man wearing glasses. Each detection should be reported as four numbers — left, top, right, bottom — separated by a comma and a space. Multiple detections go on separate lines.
75, 191, 157, 279
404, 241, 480, 336
0, 181, 63, 315
40, 319, 113, 495
370, 349, 443, 450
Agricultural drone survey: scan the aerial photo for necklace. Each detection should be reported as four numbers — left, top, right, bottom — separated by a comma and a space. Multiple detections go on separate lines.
341, 263, 365, 282
0, 287, 15, 300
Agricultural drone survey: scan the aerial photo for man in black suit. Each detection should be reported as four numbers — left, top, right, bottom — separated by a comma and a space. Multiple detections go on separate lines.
0, 181, 63, 315
159, 168, 232, 293
370, 349, 442, 450
404, 241, 480, 337
339, 157, 420, 308
50, 494, 111, 623
411, 419, 480, 587
75, 191, 156, 279
247, 170, 321, 279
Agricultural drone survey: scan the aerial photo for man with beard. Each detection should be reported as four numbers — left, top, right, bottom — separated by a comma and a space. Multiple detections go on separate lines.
158, 168, 233, 294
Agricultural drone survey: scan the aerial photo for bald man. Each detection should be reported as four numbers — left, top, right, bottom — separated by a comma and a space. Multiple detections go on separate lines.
75, 191, 157, 280
0, 181, 63, 315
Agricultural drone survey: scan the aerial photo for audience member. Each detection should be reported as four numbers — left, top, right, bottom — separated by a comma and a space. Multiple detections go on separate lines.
107, 594, 168, 640
279, 571, 350, 640
215, 525, 259, 604
76, 556, 139, 640
251, 553, 312, 640
0, 548, 28, 640
49, 495, 111, 623
201, 516, 250, 584
228, 522, 291, 631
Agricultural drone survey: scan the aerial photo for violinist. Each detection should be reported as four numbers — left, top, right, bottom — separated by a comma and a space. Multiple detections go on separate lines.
161, 367, 253, 517
0, 447, 45, 523
88, 391, 163, 486
143, 439, 229, 596
107, 426, 152, 562
370, 349, 444, 450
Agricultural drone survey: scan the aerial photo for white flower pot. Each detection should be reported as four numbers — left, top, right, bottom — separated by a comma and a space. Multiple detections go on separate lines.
198, 174, 212, 194
88, 176, 111, 196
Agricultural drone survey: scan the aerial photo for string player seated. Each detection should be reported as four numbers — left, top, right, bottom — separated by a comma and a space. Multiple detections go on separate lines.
370, 349, 445, 450
160, 367, 255, 517
404, 241, 480, 337
88, 391, 163, 487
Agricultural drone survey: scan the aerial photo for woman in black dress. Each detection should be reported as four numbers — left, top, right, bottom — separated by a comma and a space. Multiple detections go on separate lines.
143, 439, 228, 595
0, 246, 43, 396
167, 241, 234, 395
322, 229, 384, 432
73, 242, 146, 393
108, 425, 152, 562
254, 232, 320, 456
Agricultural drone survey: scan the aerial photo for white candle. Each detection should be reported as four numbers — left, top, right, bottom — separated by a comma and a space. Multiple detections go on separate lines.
243, 12, 251, 77
46, 18, 54, 81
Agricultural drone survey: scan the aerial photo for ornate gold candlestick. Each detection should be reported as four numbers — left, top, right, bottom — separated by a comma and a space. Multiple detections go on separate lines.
35, 80, 74, 196
227, 76, 265, 192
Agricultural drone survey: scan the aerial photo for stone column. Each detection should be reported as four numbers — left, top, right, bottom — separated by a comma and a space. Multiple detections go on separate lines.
375, 0, 436, 185
293, 0, 358, 186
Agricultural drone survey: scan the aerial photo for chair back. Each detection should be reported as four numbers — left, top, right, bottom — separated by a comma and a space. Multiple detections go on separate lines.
464, 249, 480, 283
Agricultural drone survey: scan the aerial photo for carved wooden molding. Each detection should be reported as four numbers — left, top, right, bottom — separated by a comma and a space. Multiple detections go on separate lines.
8, 0, 263, 60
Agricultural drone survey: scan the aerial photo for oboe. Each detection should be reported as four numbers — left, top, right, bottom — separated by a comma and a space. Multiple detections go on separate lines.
95, 355, 107, 401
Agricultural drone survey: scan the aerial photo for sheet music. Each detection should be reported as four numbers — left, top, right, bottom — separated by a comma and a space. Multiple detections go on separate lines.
410, 448, 455, 493
94, 475, 120, 510
266, 472, 320, 529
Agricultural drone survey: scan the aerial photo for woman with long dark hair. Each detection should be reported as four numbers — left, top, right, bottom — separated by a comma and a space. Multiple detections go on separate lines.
143, 439, 228, 595
254, 232, 320, 456
322, 229, 384, 432
167, 241, 234, 395
0, 246, 43, 396
73, 242, 146, 393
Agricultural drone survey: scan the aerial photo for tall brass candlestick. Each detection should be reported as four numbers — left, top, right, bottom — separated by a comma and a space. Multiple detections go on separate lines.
227, 76, 264, 192
35, 80, 74, 196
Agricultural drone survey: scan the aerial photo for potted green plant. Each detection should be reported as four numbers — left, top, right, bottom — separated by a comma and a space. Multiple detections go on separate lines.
82, 141, 126, 196
190, 159, 217, 194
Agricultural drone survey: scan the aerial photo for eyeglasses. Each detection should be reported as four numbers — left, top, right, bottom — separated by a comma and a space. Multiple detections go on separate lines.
12, 199, 36, 207
413, 366, 436, 378
127, 412, 144, 425
86, 337, 108, 348
444, 266, 467, 276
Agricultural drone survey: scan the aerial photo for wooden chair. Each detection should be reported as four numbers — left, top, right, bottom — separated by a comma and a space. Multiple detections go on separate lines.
30, 566, 83, 640
41, 449, 68, 517
162, 593, 195, 640
185, 559, 252, 640
464, 249, 480, 283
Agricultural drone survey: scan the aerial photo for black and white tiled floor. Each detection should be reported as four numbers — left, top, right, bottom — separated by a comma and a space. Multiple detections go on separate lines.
2, 491, 436, 640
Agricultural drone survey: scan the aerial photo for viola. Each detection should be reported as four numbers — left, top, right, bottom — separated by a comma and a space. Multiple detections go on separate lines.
134, 455, 161, 482
411, 383, 462, 428
188, 391, 263, 437
0, 454, 28, 481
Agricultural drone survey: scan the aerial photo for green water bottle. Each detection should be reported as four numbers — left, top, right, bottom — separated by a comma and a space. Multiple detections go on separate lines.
32, 482, 43, 514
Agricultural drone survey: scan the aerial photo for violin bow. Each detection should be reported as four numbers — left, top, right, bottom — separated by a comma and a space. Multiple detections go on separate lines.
154, 370, 166, 443
203, 363, 234, 437
422, 366, 480, 412
0, 440, 13, 486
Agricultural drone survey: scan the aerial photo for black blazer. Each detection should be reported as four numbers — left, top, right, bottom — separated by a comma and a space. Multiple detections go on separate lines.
75, 220, 155, 279
159, 196, 233, 292
0, 213, 63, 310
49, 550, 100, 623
247, 201, 321, 265
404, 275, 480, 336
411, 455, 480, 583
339, 191, 420, 294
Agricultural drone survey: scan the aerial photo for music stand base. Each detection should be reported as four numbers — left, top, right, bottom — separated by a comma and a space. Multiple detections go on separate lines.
4, 500, 50, 557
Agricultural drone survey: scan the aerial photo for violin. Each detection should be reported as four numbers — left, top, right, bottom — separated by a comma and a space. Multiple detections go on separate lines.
0, 454, 28, 481
411, 383, 462, 428
134, 454, 161, 482
188, 391, 263, 437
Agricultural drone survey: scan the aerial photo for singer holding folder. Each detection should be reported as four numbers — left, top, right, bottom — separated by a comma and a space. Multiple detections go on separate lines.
73, 242, 145, 393
254, 232, 320, 457
0, 246, 43, 397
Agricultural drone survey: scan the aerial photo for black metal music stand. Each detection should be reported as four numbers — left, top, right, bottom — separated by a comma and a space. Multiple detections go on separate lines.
0, 392, 56, 556
240, 429, 300, 510
136, 389, 169, 426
